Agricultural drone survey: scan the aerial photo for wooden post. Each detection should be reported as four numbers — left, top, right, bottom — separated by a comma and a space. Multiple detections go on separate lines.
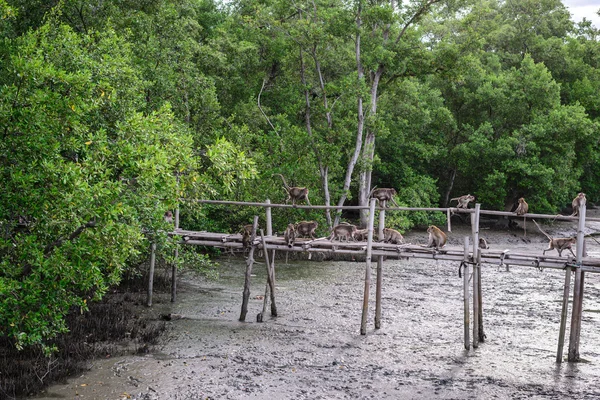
568, 203, 587, 361
265, 199, 272, 236
447, 209, 452, 232
471, 204, 481, 348
477, 249, 485, 342
463, 236, 470, 350
556, 267, 572, 363
258, 230, 277, 321
171, 245, 178, 303
375, 201, 385, 329
239, 216, 259, 322
147, 243, 156, 307
471, 204, 480, 260
360, 199, 377, 335
171, 206, 180, 302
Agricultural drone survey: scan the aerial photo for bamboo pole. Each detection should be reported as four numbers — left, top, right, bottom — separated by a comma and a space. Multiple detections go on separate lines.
556, 267, 572, 363
183, 199, 600, 222
266, 199, 272, 236
360, 199, 377, 335
463, 236, 470, 350
258, 229, 277, 321
147, 243, 156, 307
375, 201, 385, 329
171, 245, 178, 303
477, 249, 485, 342
172, 207, 180, 302
568, 203, 587, 361
471, 204, 481, 348
239, 216, 259, 322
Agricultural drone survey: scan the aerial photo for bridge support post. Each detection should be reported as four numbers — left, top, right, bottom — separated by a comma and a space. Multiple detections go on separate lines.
463, 236, 470, 350
556, 267, 572, 363
240, 216, 259, 322
258, 229, 277, 322
361, 199, 377, 335
147, 242, 156, 307
171, 207, 180, 303
265, 199, 272, 236
568, 203, 587, 361
471, 204, 481, 348
375, 201, 386, 329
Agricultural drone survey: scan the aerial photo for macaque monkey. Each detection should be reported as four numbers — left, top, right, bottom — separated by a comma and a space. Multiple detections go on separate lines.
329, 224, 358, 242
284, 223, 297, 248
273, 174, 311, 206
571, 192, 586, 217
533, 220, 576, 257
450, 194, 475, 209
478, 237, 490, 250
354, 228, 369, 242
515, 197, 529, 215
295, 220, 318, 239
241, 224, 258, 252
383, 228, 404, 244
164, 211, 173, 223
369, 188, 399, 207
426, 225, 447, 249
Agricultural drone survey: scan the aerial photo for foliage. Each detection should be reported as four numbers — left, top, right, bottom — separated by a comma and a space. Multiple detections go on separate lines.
3, 0, 600, 351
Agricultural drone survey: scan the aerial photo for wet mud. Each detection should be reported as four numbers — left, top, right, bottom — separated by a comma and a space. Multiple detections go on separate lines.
31, 222, 600, 400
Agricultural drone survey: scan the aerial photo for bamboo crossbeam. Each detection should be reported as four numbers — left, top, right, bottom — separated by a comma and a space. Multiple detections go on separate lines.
175, 230, 600, 272
177, 199, 600, 222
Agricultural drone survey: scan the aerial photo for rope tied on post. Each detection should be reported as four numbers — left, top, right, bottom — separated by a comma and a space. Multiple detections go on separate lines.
458, 260, 477, 278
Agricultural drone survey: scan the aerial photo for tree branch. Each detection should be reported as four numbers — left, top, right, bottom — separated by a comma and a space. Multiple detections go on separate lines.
44, 220, 97, 256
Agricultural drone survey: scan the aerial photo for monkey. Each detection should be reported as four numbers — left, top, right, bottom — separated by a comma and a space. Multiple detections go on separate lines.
383, 228, 404, 244
284, 223, 297, 248
533, 219, 577, 257
295, 220, 318, 239
273, 174, 311, 206
513, 197, 529, 237
241, 224, 258, 253
329, 223, 358, 242
571, 192, 586, 217
515, 197, 529, 216
426, 225, 447, 249
478, 237, 490, 250
450, 194, 475, 209
354, 228, 369, 242
369, 187, 399, 207
164, 211, 173, 223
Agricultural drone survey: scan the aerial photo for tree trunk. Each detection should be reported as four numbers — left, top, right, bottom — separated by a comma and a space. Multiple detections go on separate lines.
334, 2, 365, 227
300, 48, 333, 228
443, 168, 457, 207
359, 66, 383, 227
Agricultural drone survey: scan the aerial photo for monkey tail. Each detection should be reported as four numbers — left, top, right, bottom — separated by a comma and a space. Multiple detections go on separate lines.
272, 173, 290, 190
368, 186, 378, 199
532, 219, 552, 241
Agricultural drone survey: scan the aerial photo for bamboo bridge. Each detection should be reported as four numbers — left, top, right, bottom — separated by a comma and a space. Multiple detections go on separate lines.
146, 198, 600, 364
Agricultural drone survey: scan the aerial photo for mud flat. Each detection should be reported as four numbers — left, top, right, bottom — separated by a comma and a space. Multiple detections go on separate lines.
31, 224, 600, 400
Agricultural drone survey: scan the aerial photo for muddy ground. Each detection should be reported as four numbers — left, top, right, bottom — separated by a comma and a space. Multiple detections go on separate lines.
31, 217, 600, 400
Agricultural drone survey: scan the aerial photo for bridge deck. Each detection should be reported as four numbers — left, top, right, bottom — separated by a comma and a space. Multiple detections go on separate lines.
171, 229, 600, 273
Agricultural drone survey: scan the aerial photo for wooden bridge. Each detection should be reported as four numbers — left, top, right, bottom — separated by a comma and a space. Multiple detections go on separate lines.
147, 198, 600, 364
